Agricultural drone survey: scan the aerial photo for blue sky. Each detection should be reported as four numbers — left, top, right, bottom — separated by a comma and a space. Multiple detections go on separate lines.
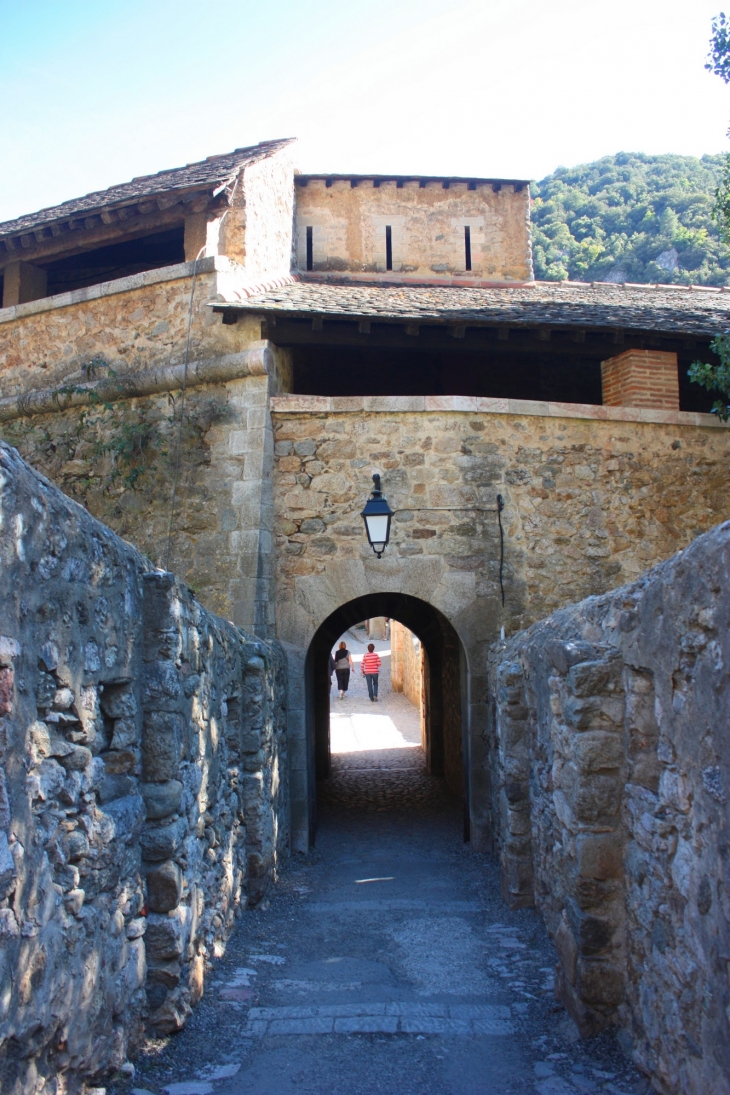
1, 0, 729, 222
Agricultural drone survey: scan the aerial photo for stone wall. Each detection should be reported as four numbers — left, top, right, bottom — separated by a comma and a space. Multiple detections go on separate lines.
0, 335, 284, 635
271, 399, 729, 644
0, 266, 263, 400
390, 621, 423, 712
0, 442, 287, 1094
294, 177, 532, 281
271, 396, 728, 846
487, 521, 730, 1095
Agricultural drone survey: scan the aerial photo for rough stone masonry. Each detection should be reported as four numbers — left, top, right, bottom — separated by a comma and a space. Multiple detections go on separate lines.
488, 519, 730, 1095
0, 442, 288, 1095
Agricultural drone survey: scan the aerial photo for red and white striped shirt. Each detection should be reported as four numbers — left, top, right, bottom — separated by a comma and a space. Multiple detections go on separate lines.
361, 652, 381, 674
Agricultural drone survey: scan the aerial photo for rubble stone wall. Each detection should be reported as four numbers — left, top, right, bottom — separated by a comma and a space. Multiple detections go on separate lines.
488, 521, 730, 1095
0, 267, 267, 400
0, 442, 288, 1095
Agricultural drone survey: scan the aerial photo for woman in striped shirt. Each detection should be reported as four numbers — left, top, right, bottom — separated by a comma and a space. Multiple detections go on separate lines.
361, 644, 382, 702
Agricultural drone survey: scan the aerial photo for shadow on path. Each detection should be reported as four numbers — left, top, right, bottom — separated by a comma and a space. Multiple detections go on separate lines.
111, 656, 651, 1095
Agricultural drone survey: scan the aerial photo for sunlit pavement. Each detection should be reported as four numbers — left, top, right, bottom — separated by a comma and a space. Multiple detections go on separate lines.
330, 628, 420, 761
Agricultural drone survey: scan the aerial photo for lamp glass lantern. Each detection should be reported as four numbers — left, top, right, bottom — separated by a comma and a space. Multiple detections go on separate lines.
361, 474, 393, 558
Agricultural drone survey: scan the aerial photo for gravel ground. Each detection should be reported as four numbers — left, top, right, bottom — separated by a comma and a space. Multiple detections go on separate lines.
107, 631, 652, 1095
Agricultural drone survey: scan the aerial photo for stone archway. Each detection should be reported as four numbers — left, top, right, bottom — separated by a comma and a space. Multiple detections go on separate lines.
304, 593, 468, 846
275, 548, 497, 855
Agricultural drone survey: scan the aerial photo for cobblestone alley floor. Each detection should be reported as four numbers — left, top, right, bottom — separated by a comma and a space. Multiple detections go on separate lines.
113, 629, 651, 1095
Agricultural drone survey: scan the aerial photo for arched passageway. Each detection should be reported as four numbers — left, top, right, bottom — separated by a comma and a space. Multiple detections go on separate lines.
305, 593, 468, 844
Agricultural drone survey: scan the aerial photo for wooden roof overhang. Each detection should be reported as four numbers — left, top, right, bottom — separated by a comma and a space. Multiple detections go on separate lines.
0, 186, 223, 269
211, 290, 722, 360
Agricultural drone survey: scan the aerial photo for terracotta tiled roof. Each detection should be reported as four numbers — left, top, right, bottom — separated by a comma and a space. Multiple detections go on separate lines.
224, 278, 730, 337
0, 139, 294, 240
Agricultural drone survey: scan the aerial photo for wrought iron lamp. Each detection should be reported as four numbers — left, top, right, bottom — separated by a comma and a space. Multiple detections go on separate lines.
361, 474, 393, 558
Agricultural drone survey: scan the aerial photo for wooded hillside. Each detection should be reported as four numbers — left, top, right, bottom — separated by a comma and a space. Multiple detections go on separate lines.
531, 153, 730, 286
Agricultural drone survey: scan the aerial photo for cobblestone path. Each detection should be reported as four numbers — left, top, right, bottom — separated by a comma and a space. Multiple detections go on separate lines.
114, 630, 650, 1095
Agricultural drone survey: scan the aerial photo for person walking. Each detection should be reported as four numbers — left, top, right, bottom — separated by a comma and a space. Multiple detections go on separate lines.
361, 643, 382, 702
333, 641, 353, 699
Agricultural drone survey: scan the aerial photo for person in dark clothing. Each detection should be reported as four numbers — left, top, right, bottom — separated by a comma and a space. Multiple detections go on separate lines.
329, 653, 336, 692
334, 641, 353, 699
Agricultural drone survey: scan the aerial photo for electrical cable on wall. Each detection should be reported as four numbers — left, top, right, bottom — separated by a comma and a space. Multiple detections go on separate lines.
497, 493, 505, 608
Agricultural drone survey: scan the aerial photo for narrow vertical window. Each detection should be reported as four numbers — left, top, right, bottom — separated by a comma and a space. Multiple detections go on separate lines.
385, 225, 393, 271
306, 226, 313, 271
464, 225, 472, 271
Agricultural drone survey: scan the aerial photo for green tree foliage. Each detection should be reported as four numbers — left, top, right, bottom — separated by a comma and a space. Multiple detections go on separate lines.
531, 153, 730, 286
686, 12, 730, 417
706, 12, 730, 84
707, 13, 730, 245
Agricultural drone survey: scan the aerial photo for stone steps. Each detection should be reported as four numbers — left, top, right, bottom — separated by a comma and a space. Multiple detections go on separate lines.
242, 1001, 514, 1037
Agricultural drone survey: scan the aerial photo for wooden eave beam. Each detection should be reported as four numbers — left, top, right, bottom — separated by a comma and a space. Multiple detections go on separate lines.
252, 314, 706, 358
0, 188, 220, 268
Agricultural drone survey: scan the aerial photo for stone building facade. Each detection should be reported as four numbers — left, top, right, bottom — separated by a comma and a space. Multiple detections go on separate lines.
1, 138, 728, 851
0, 138, 728, 1092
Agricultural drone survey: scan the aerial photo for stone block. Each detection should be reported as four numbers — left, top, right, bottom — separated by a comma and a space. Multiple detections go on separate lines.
500, 851, 534, 909
146, 860, 183, 913
141, 663, 182, 712
145, 913, 184, 960
572, 772, 622, 823
554, 913, 577, 983
554, 963, 608, 1036
563, 694, 623, 730
576, 833, 623, 880
141, 780, 183, 820
568, 658, 621, 697
140, 818, 188, 862
103, 793, 146, 844
146, 958, 182, 990
142, 711, 183, 780
575, 958, 624, 1007
100, 687, 137, 719
111, 718, 139, 750
573, 731, 623, 773
102, 749, 137, 774
567, 900, 613, 956
99, 773, 136, 804
60, 745, 92, 771
545, 640, 598, 674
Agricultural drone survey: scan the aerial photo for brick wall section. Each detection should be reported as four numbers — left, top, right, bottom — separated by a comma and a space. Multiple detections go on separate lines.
601, 349, 680, 411
0, 442, 288, 1094
487, 521, 730, 1095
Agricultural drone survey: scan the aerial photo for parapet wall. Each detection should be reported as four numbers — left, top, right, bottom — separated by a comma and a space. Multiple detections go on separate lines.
0, 442, 288, 1094
488, 521, 730, 1095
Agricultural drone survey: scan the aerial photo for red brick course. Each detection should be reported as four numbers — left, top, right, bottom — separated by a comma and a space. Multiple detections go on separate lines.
601, 350, 679, 411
